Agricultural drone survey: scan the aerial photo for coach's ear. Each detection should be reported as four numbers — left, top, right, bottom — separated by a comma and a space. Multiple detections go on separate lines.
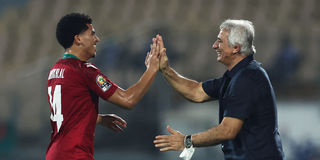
232, 44, 241, 54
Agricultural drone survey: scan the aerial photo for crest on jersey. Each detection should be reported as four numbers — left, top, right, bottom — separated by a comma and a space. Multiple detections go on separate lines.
96, 75, 111, 92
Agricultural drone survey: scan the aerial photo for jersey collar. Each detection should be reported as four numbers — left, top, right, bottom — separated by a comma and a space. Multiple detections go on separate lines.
62, 54, 80, 60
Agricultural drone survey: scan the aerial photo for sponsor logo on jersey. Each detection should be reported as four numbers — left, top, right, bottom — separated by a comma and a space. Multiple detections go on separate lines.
96, 75, 111, 92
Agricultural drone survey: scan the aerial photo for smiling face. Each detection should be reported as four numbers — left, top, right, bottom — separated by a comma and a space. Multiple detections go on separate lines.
77, 24, 100, 59
212, 29, 237, 68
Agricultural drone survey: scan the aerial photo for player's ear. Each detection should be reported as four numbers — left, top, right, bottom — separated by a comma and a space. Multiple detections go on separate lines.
74, 35, 81, 46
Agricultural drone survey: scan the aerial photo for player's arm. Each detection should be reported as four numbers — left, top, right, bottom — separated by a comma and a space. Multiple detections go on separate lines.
154, 117, 243, 151
107, 37, 160, 109
158, 35, 210, 103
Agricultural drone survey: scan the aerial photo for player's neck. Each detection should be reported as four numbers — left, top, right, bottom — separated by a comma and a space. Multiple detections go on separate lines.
65, 48, 88, 61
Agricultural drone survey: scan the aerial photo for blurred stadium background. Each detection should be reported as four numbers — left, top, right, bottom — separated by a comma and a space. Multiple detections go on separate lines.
0, 0, 320, 159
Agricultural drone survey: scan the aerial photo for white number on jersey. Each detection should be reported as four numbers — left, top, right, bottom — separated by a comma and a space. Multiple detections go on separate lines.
48, 85, 64, 132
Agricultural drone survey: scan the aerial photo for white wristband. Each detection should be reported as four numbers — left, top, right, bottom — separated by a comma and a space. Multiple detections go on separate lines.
179, 146, 195, 160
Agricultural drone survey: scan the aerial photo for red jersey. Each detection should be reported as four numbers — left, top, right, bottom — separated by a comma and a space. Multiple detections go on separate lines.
46, 56, 118, 160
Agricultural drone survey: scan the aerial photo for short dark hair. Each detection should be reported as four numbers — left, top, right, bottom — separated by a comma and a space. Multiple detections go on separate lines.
56, 13, 92, 49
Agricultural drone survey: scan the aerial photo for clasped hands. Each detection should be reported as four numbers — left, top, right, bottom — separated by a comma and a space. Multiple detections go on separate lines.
145, 35, 186, 151
98, 35, 185, 151
145, 34, 169, 73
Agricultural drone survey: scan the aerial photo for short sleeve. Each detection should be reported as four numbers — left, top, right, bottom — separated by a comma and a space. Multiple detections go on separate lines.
223, 72, 257, 119
202, 77, 223, 99
83, 63, 118, 100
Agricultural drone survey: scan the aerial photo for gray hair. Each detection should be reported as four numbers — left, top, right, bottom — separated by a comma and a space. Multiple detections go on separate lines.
220, 19, 256, 56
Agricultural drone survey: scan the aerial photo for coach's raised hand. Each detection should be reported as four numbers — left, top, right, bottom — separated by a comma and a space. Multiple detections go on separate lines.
157, 35, 169, 72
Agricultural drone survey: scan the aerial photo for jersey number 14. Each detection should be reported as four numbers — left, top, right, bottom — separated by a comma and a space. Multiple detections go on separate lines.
48, 85, 64, 132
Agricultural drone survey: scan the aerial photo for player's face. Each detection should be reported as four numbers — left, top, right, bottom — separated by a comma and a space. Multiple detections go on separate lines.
79, 24, 100, 59
212, 29, 235, 67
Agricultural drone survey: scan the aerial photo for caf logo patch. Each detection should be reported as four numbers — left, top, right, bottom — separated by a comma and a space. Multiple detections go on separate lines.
96, 75, 111, 92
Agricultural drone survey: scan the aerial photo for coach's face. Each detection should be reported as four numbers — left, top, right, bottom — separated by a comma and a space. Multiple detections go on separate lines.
212, 29, 236, 69
78, 24, 100, 59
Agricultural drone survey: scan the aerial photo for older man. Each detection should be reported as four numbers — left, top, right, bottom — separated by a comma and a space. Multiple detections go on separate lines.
154, 20, 285, 160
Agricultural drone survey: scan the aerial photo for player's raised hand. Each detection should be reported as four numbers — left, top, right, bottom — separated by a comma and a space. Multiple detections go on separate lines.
154, 125, 185, 151
97, 114, 127, 132
157, 35, 169, 72
145, 35, 160, 72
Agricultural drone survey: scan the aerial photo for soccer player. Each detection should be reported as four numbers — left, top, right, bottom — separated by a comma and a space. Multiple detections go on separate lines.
46, 13, 161, 160
153, 20, 285, 160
